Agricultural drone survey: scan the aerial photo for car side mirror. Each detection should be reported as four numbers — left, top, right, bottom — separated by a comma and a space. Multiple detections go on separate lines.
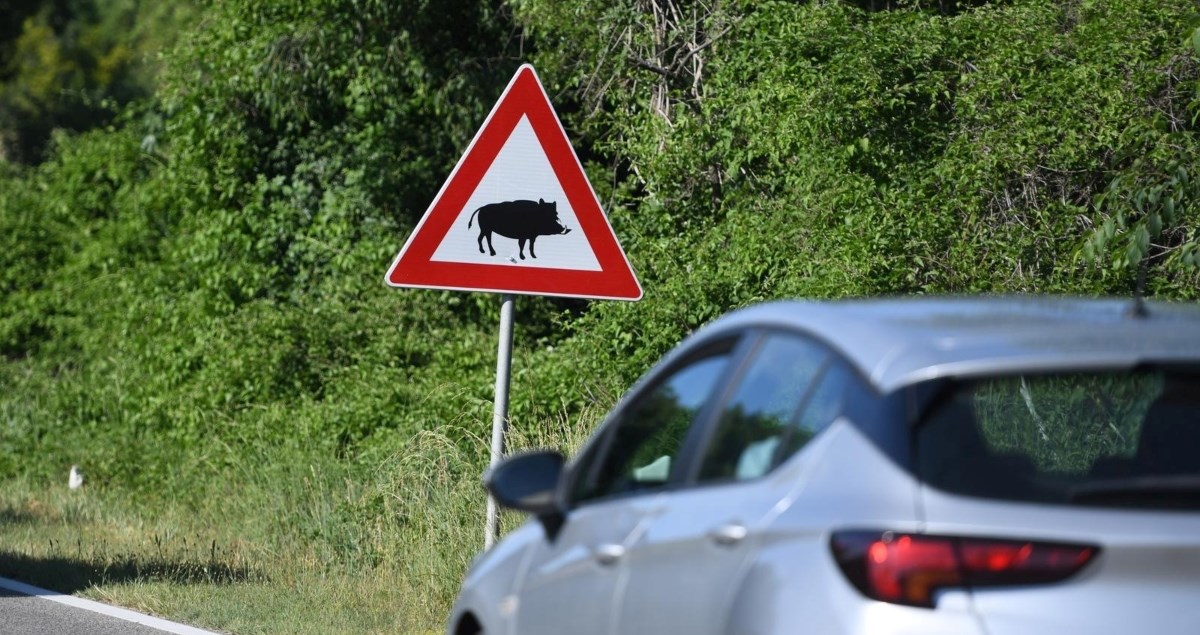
483, 449, 567, 540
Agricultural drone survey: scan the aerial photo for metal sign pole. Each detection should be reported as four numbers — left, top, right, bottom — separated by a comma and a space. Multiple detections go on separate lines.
485, 293, 516, 550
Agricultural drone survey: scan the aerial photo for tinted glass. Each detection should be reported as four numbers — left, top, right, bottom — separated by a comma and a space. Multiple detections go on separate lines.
698, 335, 827, 482
916, 369, 1200, 509
778, 360, 854, 460
575, 348, 733, 502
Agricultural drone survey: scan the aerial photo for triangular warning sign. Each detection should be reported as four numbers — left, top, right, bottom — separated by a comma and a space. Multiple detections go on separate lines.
385, 65, 642, 301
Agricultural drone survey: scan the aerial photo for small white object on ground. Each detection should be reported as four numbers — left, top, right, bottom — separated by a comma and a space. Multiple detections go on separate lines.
68, 465, 84, 490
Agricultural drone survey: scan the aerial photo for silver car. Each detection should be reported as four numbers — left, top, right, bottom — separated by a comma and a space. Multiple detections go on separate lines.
447, 297, 1200, 635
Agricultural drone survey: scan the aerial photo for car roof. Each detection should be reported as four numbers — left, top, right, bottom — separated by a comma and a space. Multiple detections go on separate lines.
696, 296, 1200, 393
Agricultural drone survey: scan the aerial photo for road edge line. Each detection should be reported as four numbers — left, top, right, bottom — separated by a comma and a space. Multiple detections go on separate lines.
0, 575, 223, 635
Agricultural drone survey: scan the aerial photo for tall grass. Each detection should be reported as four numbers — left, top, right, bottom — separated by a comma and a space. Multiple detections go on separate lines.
0, 405, 599, 633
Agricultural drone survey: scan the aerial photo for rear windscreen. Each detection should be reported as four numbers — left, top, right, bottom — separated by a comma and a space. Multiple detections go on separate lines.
915, 369, 1200, 510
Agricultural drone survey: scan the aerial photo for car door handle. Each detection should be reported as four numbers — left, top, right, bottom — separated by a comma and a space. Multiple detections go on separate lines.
594, 543, 626, 566
709, 523, 748, 547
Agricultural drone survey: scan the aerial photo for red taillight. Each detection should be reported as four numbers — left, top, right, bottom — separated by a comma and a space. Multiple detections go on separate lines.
831, 531, 1098, 608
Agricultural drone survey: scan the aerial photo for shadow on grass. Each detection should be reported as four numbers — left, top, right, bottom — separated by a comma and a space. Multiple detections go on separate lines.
0, 499, 265, 594
0, 549, 263, 595
0, 507, 37, 525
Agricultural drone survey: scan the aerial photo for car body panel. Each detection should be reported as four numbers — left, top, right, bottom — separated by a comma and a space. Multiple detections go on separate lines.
921, 486, 1200, 635
725, 421, 983, 635
448, 522, 539, 635
612, 414, 840, 634
512, 494, 655, 635
610, 483, 762, 634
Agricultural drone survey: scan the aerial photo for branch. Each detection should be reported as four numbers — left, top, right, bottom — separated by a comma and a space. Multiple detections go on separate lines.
631, 56, 677, 80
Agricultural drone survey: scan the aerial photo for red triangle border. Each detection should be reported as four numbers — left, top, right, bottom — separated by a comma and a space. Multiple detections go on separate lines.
385, 65, 643, 301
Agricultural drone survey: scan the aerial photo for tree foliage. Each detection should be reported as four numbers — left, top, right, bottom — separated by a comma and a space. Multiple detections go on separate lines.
509, 0, 1200, 394
1, 0, 1199, 501
0, 0, 194, 162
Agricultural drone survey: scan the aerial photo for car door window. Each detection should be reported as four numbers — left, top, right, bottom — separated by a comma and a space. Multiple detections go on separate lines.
777, 359, 853, 460
697, 333, 829, 483
573, 343, 735, 504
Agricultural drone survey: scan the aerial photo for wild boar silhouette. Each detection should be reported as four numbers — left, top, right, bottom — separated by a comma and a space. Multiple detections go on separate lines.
468, 199, 571, 260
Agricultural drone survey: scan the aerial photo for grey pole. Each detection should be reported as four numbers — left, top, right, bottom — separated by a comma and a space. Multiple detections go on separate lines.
485, 293, 516, 549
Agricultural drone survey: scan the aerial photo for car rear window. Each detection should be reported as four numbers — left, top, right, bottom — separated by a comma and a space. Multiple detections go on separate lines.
915, 369, 1200, 510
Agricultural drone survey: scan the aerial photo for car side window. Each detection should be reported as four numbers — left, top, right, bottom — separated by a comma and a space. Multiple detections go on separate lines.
777, 359, 853, 460
572, 342, 735, 504
697, 333, 829, 483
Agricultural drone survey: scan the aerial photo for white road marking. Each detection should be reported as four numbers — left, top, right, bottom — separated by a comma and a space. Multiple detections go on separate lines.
0, 576, 223, 635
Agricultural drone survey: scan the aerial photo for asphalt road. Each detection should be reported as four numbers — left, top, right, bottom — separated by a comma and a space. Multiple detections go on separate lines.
0, 578, 221, 635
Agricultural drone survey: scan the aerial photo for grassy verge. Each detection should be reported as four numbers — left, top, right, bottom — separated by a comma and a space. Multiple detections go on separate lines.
0, 410, 594, 634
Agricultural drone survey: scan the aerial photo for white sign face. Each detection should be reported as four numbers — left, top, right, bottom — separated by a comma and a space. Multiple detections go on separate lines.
429, 116, 602, 270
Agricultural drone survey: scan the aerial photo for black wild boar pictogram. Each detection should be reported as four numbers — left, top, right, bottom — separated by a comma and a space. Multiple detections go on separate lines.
468, 198, 572, 260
